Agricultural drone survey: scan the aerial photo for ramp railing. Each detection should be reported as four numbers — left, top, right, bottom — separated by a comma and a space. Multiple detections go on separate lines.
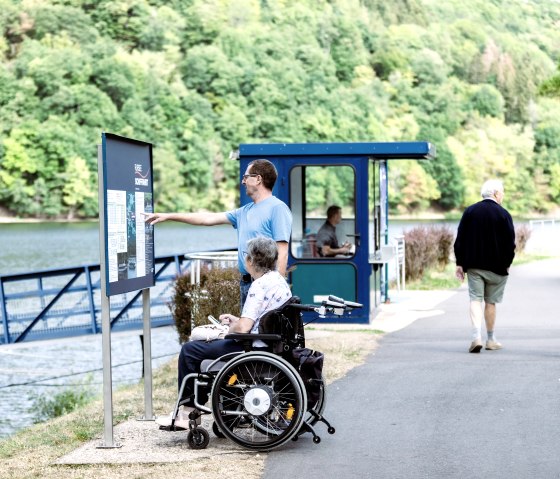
0, 254, 189, 345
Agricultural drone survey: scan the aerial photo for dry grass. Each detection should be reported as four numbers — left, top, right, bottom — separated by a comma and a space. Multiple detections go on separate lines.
0, 330, 378, 479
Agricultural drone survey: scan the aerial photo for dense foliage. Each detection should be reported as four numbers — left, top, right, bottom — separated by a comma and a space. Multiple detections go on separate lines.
171, 266, 240, 342
1, 0, 559, 219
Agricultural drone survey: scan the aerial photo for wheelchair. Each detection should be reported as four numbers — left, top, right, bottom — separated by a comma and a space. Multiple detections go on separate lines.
160, 294, 362, 451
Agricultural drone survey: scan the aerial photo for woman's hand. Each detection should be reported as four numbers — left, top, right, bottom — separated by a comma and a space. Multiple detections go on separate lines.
219, 313, 238, 326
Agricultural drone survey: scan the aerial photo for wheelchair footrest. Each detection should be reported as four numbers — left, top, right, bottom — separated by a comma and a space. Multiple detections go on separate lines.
158, 424, 187, 432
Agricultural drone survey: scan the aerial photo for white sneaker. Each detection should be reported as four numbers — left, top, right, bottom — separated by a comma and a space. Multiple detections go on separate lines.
156, 413, 188, 430
156, 407, 198, 430
469, 338, 483, 353
485, 340, 503, 350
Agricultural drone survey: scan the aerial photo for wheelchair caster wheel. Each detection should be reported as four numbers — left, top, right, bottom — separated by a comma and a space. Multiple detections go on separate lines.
212, 421, 225, 438
291, 435, 299, 442
327, 427, 335, 434
313, 436, 321, 444
187, 427, 210, 449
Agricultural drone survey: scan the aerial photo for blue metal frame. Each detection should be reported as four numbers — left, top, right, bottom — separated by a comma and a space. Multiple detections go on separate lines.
237, 141, 435, 322
0, 254, 189, 345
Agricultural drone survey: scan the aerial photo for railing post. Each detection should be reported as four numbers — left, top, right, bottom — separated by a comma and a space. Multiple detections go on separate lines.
85, 266, 98, 334
0, 279, 10, 344
38, 277, 46, 310
174, 254, 182, 276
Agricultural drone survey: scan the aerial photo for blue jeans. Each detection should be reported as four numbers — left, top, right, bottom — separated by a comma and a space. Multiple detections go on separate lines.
240, 278, 252, 310
177, 339, 245, 405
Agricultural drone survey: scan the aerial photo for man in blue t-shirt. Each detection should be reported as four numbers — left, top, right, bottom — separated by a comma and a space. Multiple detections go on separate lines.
143, 159, 292, 307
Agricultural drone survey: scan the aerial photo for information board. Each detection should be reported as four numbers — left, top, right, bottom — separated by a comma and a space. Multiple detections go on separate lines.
101, 133, 155, 296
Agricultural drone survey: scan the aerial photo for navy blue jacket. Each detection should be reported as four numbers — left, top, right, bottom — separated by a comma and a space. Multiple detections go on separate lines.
454, 199, 515, 276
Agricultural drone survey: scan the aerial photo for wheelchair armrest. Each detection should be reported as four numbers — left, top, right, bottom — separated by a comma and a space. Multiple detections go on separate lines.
225, 333, 282, 342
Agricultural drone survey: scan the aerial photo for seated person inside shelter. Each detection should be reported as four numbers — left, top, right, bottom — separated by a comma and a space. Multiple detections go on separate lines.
157, 236, 292, 429
316, 205, 352, 257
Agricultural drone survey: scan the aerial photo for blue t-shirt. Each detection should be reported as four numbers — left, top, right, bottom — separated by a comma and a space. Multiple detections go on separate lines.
226, 196, 292, 275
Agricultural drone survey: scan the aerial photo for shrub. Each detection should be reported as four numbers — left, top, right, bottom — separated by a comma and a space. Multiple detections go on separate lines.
32, 387, 94, 423
404, 226, 438, 281
515, 224, 531, 253
404, 225, 454, 281
170, 266, 240, 343
430, 225, 454, 269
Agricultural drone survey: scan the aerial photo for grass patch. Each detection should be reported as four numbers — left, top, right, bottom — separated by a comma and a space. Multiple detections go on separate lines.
512, 253, 552, 265
0, 359, 178, 463
405, 263, 458, 290
0, 331, 378, 479
32, 386, 95, 424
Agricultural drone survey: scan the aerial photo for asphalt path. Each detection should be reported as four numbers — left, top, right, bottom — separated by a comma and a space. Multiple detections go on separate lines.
264, 258, 560, 479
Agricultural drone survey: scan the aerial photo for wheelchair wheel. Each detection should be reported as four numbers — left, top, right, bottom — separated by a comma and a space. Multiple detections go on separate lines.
187, 427, 210, 449
211, 352, 307, 451
256, 375, 326, 436
212, 421, 225, 438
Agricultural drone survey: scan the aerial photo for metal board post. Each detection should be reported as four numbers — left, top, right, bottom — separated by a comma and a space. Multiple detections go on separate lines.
138, 288, 155, 421
96, 144, 121, 449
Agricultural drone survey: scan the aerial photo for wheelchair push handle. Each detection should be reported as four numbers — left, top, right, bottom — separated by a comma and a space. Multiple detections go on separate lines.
327, 295, 363, 309
291, 295, 363, 321
289, 303, 321, 312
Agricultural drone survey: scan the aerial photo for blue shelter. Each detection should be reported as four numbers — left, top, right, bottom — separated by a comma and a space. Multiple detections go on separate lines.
236, 142, 435, 323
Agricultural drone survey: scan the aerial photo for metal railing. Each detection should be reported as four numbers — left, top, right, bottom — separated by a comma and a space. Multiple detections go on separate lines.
185, 251, 238, 284
529, 219, 557, 229
393, 235, 406, 291
0, 254, 190, 345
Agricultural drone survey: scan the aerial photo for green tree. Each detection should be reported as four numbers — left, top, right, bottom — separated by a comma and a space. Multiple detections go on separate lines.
470, 84, 504, 118
388, 160, 440, 214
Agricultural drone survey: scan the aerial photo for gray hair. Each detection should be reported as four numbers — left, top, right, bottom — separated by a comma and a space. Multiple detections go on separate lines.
246, 236, 278, 274
480, 179, 504, 199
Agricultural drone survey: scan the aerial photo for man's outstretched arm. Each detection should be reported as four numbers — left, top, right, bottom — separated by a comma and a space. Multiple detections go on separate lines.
142, 211, 230, 226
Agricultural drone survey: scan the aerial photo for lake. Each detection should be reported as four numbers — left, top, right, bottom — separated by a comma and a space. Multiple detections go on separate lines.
0, 221, 237, 276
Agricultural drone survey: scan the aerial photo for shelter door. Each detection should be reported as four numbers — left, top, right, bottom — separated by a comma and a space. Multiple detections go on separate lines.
288, 164, 367, 314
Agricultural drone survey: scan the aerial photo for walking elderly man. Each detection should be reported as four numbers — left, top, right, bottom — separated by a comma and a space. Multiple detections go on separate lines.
454, 179, 515, 353
143, 159, 292, 308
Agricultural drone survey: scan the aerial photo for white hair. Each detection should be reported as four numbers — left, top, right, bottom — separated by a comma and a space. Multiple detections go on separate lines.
480, 179, 504, 199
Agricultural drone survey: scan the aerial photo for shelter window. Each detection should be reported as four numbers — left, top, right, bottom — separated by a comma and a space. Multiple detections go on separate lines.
289, 165, 356, 259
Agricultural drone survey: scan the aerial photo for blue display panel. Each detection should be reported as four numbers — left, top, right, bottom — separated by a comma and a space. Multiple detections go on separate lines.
101, 133, 155, 296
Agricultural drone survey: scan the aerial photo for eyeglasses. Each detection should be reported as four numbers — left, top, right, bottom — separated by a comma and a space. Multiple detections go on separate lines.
241, 174, 259, 181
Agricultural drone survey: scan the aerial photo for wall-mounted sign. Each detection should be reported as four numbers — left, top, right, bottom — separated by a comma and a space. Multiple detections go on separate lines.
101, 133, 155, 296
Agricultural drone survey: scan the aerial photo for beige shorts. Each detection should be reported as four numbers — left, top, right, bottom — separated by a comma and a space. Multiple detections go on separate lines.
467, 269, 508, 303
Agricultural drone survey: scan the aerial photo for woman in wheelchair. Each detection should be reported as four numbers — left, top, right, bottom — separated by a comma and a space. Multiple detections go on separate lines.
157, 236, 357, 450
157, 236, 292, 430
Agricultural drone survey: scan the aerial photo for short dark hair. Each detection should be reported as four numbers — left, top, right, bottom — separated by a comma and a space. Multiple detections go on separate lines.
248, 159, 278, 190
326, 205, 341, 220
